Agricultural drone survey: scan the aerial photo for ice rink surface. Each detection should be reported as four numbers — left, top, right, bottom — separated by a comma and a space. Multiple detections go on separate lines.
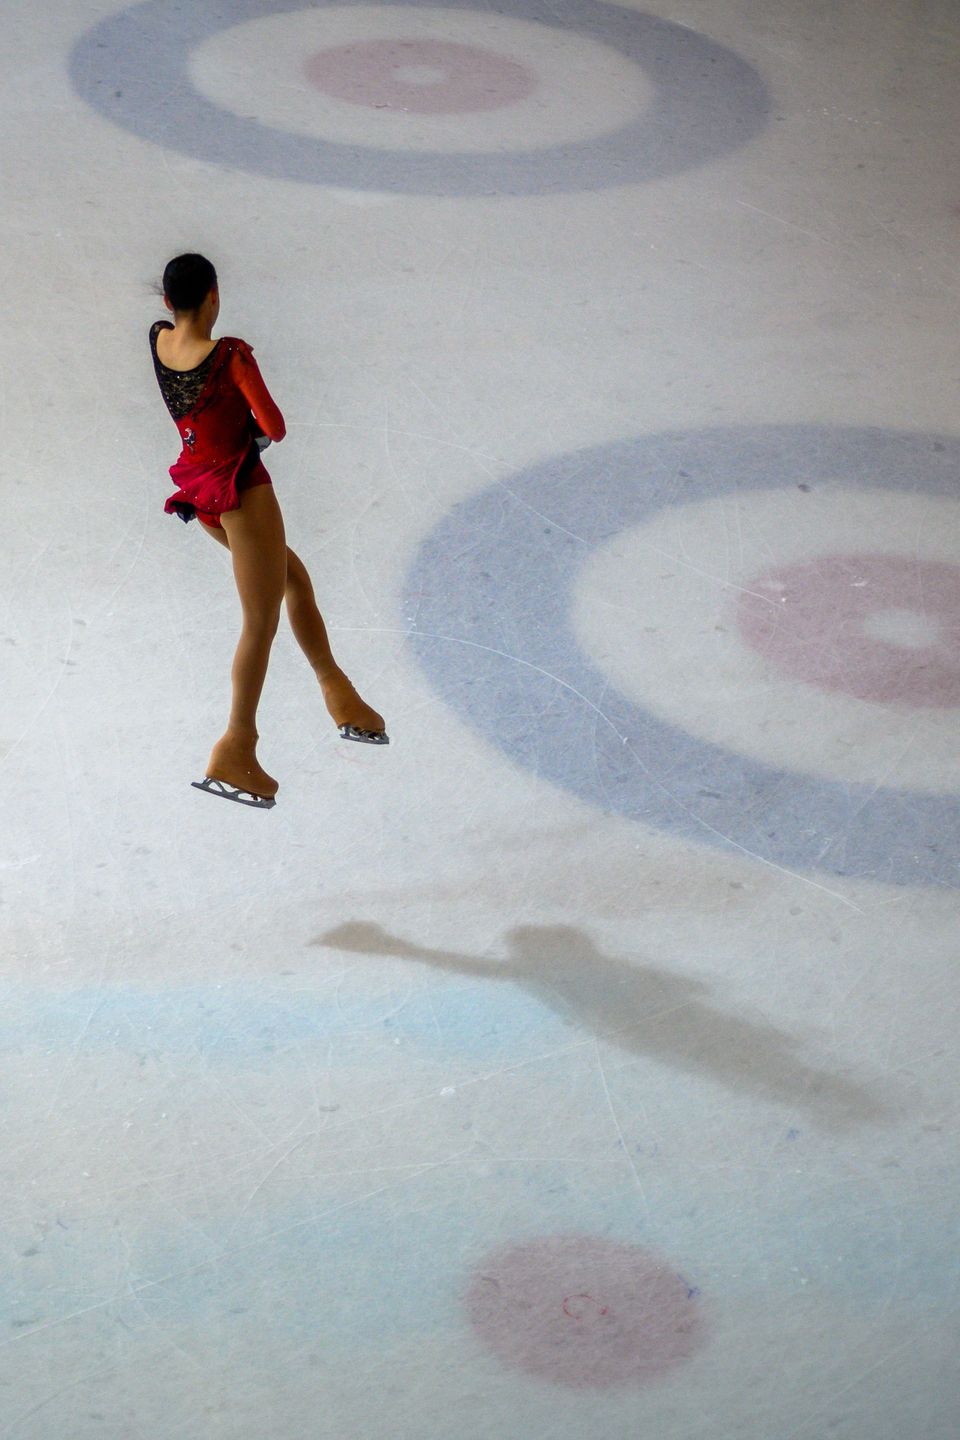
2, 0, 959, 1434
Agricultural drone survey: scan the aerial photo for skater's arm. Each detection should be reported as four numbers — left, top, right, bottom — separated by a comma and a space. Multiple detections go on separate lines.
230, 347, 286, 442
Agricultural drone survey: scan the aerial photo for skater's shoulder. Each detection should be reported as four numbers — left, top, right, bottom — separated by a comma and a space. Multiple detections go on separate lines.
223, 337, 265, 376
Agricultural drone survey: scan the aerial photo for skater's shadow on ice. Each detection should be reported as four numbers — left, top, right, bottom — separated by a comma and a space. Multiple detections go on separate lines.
315, 922, 886, 1130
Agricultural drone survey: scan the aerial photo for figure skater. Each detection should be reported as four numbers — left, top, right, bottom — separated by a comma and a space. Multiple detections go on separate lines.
150, 253, 388, 809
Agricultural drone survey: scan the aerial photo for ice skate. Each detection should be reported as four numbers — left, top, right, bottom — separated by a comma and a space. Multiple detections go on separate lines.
319, 667, 389, 745
191, 777, 276, 809
194, 734, 279, 808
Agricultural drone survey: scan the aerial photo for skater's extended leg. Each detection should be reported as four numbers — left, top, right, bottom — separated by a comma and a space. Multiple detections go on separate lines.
283, 548, 385, 738
283, 548, 336, 672
202, 522, 386, 742
205, 486, 287, 797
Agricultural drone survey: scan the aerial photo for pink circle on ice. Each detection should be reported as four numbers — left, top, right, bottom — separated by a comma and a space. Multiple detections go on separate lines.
304, 39, 537, 115
736, 554, 960, 706
466, 1235, 705, 1387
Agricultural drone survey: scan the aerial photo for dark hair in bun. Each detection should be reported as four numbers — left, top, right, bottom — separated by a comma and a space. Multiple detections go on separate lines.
162, 253, 217, 313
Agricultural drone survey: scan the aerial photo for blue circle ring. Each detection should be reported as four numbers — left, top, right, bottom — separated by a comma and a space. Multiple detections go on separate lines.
69, 0, 770, 197
405, 425, 960, 887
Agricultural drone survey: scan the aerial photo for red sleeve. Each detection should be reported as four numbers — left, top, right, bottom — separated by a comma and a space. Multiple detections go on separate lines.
229, 343, 286, 442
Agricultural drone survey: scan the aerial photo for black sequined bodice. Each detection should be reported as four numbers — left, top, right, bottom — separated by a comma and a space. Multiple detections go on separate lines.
150, 321, 222, 421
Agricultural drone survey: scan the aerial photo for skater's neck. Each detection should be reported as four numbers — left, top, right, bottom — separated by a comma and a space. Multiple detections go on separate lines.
171, 312, 215, 343
163, 287, 220, 344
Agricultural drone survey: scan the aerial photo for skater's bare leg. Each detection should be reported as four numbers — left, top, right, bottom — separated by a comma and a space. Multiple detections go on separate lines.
202, 522, 384, 734
284, 549, 385, 733
205, 485, 287, 796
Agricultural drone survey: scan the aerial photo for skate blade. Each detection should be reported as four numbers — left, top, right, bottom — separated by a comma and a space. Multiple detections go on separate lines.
191, 777, 277, 809
338, 724, 390, 745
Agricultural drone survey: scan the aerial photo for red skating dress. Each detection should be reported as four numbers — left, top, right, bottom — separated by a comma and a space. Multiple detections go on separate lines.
150, 321, 286, 527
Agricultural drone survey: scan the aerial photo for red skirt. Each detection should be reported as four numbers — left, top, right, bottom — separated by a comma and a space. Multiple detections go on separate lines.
165, 442, 271, 526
